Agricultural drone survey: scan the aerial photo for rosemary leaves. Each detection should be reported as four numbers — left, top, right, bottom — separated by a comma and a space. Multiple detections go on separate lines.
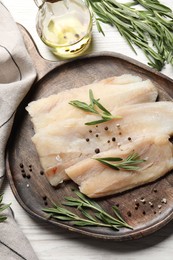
94, 152, 145, 171
85, 0, 173, 70
0, 194, 10, 222
43, 189, 132, 230
69, 89, 121, 125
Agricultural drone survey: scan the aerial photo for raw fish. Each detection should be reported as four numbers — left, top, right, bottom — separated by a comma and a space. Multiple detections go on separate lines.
26, 74, 160, 186
26, 75, 159, 186
38, 101, 173, 186
66, 135, 173, 198
26, 74, 158, 132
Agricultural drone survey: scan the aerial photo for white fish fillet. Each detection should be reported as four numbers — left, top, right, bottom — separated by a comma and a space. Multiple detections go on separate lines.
32, 101, 173, 156
26, 74, 158, 132
26, 74, 159, 186
35, 101, 173, 186
26, 73, 142, 118
65, 135, 173, 198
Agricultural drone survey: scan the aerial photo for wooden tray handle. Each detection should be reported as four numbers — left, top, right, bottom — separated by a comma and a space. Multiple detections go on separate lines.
18, 24, 65, 80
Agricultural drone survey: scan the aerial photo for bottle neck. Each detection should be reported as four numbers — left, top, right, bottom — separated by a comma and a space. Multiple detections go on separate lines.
34, 0, 63, 8
34, 0, 45, 8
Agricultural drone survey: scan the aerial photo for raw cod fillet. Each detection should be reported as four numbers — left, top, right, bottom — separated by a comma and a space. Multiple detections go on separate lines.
31, 101, 173, 186
26, 74, 159, 186
26, 74, 158, 132
65, 135, 173, 198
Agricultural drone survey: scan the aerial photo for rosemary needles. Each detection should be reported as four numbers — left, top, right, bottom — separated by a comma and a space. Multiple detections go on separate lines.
95, 152, 145, 171
0, 194, 10, 222
85, 0, 173, 70
43, 189, 132, 230
69, 89, 121, 125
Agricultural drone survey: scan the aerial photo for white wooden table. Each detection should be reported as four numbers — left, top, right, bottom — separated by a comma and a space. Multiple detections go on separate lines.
2, 0, 173, 259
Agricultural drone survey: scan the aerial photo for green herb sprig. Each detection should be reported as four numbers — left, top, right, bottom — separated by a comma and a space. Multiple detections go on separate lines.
95, 152, 145, 171
85, 0, 173, 71
0, 194, 11, 222
43, 189, 132, 230
69, 89, 121, 125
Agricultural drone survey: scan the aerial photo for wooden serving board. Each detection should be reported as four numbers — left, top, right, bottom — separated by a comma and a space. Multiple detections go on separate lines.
6, 25, 173, 240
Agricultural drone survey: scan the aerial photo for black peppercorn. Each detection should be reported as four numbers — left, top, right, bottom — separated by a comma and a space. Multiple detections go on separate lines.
95, 148, 100, 154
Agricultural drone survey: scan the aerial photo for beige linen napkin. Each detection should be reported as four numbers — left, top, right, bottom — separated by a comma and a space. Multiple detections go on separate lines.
0, 208, 38, 260
0, 2, 39, 259
0, 2, 37, 184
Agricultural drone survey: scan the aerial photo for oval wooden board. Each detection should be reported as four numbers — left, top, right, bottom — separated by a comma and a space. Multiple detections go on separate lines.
6, 25, 173, 241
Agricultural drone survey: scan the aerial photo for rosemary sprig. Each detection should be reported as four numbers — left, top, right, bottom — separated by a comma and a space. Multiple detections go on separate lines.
95, 152, 145, 171
85, 0, 173, 70
69, 89, 121, 125
0, 194, 11, 222
43, 189, 132, 230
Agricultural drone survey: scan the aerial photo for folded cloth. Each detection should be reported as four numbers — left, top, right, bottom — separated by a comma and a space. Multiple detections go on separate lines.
0, 1, 37, 186
0, 208, 38, 260
0, 2, 38, 259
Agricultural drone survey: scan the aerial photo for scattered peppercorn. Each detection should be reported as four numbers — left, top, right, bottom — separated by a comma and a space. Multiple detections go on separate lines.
112, 137, 116, 142
40, 171, 44, 175
86, 138, 90, 142
42, 196, 47, 201
135, 202, 140, 207
96, 134, 99, 137
135, 205, 138, 210
149, 202, 154, 208
161, 198, 167, 204
140, 198, 146, 204
95, 148, 100, 154
19, 163, 24, 168
22, 173, 26, 178
89, 130, 92, 133
104, 126, 108, 131
128, 137, 132, 141
127, 211, 132, 217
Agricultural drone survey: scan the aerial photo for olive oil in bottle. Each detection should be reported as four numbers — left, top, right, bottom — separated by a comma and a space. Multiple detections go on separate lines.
36, 0, 92, 58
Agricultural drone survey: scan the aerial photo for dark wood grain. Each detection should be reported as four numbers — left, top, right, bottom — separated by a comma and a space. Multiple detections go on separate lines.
6, 25, 173, 240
